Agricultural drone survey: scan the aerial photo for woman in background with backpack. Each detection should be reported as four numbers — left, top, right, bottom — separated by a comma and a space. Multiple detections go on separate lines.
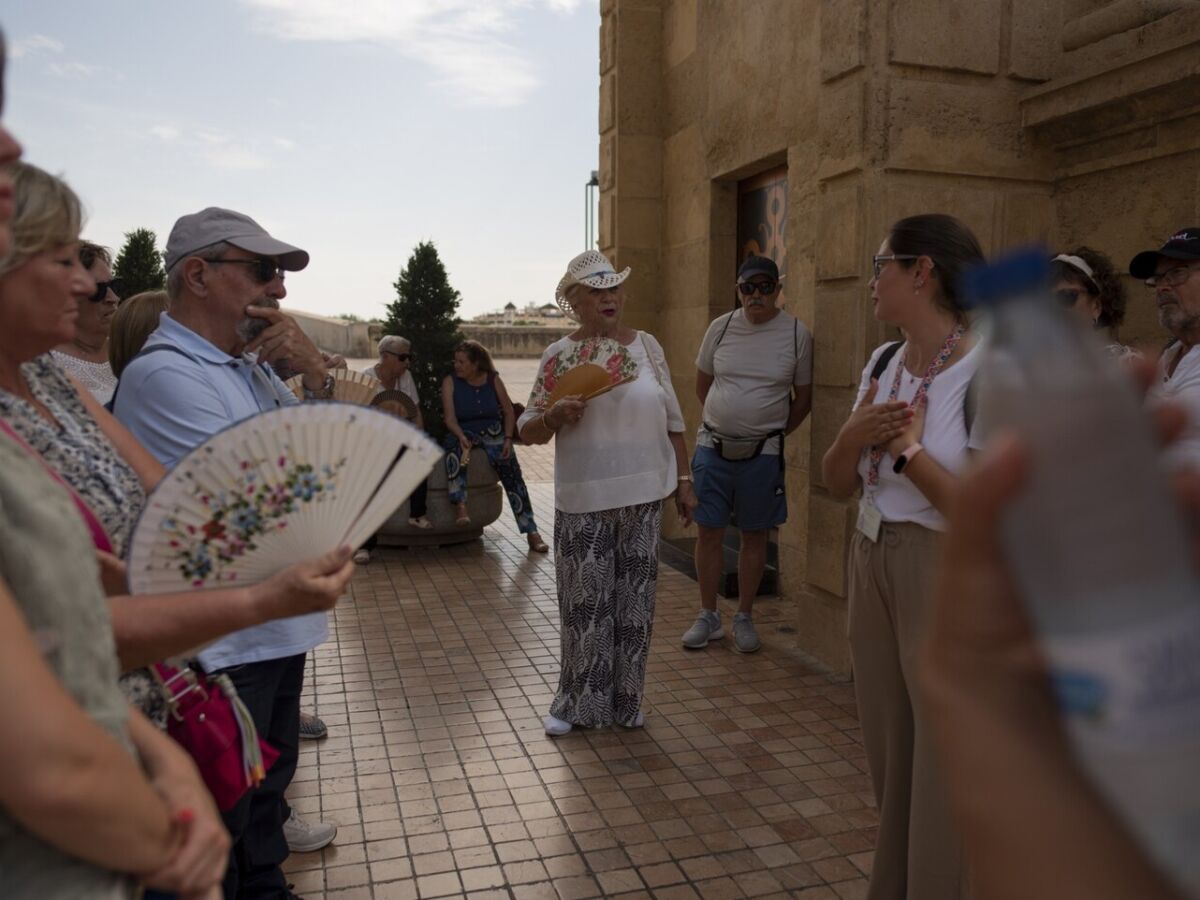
821, 213, 985, 900
441, 338, 547, 552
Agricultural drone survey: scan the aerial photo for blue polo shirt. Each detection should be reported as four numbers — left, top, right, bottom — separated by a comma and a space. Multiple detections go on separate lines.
114, 313, 328, 671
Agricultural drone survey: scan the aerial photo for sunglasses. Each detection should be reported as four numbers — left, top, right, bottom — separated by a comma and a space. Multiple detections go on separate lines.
88, 278, 124, 302
382, 351, 412, 362
738, 280, 777, 296
208, 257, 285, 284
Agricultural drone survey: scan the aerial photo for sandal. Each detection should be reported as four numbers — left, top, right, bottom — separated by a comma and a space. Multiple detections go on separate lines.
527, 534, 549, 553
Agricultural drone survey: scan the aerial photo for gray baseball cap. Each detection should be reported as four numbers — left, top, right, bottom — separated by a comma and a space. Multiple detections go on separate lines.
164, 207, 309, 272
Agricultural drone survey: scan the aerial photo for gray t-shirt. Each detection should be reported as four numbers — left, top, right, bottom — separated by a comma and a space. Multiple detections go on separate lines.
695, 308, 813, 454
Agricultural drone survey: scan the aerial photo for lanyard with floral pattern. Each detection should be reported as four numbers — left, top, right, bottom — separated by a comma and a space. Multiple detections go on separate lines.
865, 324, 966, 488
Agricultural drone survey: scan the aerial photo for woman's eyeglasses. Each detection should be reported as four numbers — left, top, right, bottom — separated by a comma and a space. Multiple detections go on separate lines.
88, 279, 124, 302
737, 280, 777, 296
382, 351, 412, 362
208, 257, 285, 284
872, 254, 919, 278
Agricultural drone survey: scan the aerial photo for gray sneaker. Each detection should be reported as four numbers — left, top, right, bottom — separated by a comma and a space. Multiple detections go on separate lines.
682, 609, 724, 648
732, 612, 761, 653
283, 810, 337, 853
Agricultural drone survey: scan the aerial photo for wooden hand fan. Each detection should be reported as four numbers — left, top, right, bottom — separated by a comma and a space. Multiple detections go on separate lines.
544, 337, 639, 406
370, 389, 418, 420
125, 403, 443, 592
283, 368, 380, 405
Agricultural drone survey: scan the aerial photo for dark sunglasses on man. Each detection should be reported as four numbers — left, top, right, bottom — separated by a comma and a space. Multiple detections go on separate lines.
88, 278, 125, 302
737, 280, 777, 297
208, 257, 285, 284
382, 350, 412, 362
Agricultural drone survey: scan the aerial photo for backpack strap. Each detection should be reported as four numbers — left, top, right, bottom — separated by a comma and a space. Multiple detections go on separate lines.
107, 344, 197, 412
108, 343, 283, 413
963, 370, 978, 437
713, 310, 737, 348
870, 341, 904, 382
867, 339, 980, 438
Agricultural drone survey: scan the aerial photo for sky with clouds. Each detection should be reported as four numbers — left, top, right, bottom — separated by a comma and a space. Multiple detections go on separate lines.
4, 0, 600, 321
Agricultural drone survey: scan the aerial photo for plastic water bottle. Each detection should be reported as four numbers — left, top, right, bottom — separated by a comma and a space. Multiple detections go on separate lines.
966, 249, 1200, 895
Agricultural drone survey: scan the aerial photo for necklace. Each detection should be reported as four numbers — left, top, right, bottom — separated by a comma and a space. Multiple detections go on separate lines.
71, 336, 105, 356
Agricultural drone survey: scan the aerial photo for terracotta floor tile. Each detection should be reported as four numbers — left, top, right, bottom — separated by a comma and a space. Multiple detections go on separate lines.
282, 416, 876, 900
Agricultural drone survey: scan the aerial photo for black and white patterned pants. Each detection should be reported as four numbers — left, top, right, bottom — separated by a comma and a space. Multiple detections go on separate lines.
549, 500, 662, 727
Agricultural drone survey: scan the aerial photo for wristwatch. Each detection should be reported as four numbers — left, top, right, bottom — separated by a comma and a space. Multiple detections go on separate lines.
678, 474, 693, 482
302, 373, 336, 400
892, 442, 925, 474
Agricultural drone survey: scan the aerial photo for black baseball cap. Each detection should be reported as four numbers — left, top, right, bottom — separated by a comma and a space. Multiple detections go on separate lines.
1129, 228, 1200, 279
736, 255, 779, 283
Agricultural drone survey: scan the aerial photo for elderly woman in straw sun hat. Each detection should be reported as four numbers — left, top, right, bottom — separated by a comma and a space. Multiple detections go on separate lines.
519, 250, 697, 736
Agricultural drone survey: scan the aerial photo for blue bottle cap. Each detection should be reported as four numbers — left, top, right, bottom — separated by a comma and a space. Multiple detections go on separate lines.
962, 246, 1052, 308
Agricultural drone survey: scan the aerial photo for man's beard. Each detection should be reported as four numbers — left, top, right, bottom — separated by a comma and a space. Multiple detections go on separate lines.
235, 296, 281, 344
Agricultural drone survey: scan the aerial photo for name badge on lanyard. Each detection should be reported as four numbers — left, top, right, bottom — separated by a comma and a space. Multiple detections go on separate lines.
856, 494, 883, 543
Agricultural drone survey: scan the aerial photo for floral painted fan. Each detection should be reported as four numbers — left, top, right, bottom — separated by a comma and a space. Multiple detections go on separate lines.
284, 368, 379, 405
125, 403, 442, 592
539, 337, 639, 408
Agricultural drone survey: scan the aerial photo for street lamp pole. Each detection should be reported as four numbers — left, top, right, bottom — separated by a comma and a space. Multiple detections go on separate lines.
585, 170, 599, 249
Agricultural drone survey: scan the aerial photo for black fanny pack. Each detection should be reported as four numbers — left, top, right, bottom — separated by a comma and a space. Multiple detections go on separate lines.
705, 423, 784, 464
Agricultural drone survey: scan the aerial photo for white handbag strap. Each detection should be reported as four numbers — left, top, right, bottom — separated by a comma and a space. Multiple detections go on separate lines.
639, 332, 664, 387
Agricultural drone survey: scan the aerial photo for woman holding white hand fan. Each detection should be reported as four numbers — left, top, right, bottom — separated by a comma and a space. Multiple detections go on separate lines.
520, 251, 696, 735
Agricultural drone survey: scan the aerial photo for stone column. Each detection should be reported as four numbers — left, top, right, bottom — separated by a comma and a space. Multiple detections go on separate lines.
804, 0, 1058, 670
599, 0, 665, 338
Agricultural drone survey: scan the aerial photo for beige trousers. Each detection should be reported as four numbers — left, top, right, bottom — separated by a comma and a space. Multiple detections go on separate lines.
848, 522, 966, 900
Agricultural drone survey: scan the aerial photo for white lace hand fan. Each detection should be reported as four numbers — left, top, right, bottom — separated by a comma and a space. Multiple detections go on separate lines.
283, 368, 379, 405
125, 403, 442, 593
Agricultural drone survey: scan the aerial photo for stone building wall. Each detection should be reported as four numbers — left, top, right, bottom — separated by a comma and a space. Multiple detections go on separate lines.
460, 324, 576, 358
599, 0, 1200, 673
286, 309, 375, 358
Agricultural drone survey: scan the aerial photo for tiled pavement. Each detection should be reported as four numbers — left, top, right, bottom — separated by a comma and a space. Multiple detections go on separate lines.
286, 379, 874, 899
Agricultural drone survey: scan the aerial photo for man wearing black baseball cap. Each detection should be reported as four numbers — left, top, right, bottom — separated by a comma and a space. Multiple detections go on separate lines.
1131, 228, 1200, 466
683, 255, 813, 654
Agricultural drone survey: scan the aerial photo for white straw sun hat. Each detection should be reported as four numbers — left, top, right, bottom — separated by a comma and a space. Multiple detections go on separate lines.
554, 250, 631, 321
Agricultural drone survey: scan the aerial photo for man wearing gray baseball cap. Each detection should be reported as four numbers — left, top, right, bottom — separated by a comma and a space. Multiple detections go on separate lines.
113, 206, 339, 898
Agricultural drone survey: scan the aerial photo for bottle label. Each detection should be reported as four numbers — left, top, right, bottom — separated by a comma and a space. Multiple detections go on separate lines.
1045, 605, 1200, 748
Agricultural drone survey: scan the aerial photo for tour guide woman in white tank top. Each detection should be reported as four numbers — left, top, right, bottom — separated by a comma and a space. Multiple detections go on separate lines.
821, 214, 985, 900
519, 251, 697, 736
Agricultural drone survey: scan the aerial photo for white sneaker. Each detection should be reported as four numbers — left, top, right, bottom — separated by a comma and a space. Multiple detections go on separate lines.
352, 548, 371, 564
283, 810, 337, 853
543, 715, 573, 736
408, 516, 433, 530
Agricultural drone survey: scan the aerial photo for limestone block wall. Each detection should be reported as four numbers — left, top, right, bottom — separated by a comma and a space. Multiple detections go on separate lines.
460, 324, 575, 358
600, 0, 1200, 673
285, 309, 375, 358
